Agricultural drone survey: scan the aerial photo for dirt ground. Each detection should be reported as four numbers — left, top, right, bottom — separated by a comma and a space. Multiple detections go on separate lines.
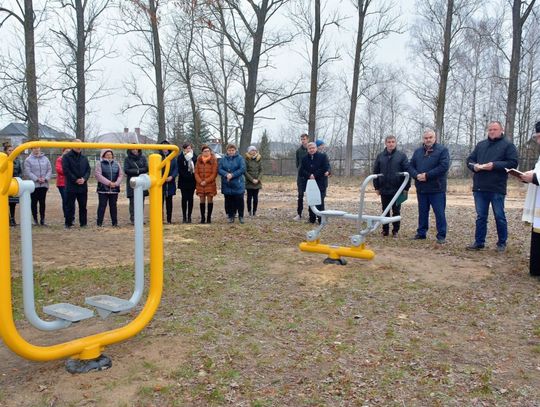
1, 177, 539, 406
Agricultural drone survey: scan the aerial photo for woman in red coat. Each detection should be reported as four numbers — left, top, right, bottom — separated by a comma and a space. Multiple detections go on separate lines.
194, 145, 218, 223
56, 148, 70, 220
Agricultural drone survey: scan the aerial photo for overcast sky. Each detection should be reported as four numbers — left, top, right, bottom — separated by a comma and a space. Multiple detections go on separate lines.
0, 0, 417, 141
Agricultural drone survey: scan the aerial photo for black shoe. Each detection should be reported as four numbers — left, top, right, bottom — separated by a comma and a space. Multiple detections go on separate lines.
412, 235, 426, 240
187, 217, 192, 223
64, 224, 73, 229
382, 230, 389, 237
9, 218, 16, 227
466, 243, 484, 251
239, 217, 244, 224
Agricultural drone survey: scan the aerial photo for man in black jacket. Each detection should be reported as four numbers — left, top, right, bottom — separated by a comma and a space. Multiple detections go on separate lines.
373, 135, 410, 238
62, 140, 91, 228
293, 133, 309, 221
466, 121, 519, 252
300, 142, 330, 224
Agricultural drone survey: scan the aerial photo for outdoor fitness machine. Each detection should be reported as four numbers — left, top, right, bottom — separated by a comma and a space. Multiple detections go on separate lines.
299, 173, 410, 265
0, 141, 178, 373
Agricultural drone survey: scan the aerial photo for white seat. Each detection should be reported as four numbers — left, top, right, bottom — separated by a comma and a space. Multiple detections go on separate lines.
319, 210, 347, 216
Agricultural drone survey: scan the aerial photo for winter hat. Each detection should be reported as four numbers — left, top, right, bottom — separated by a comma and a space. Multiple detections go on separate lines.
160, 139, 170, 144
100, 148, 114, 158
315, 139, 325, 147
247, 145, 257, 153
535, 121, 540, 135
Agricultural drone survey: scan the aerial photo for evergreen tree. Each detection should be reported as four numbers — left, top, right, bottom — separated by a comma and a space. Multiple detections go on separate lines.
185, 110, 211, 151
259, 130, 271, 160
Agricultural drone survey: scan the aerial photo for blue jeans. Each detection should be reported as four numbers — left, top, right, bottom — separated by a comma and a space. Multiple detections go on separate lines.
416, 192, 446, 240
473, 191, 507, 247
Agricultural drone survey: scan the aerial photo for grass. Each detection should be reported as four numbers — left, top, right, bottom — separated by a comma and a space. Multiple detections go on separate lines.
2, 178, 539, 406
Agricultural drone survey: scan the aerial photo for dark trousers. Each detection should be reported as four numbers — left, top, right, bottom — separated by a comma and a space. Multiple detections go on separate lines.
296, 176, 306, 216
9, 202, 16, 223
308, 190, 325, 224
246, 189, 259, 215
57, 186, 67, 219
416, 192, 446, 240
224, 193, 244, 219
65, 189, 88, 227
180, 187, 195, 220
380, 194, 401, 234
128, 196, 146, 223
163, 195, 173, 223
97, 193, 118, 226
30, 187, 47, 223
531, 229, 540, 276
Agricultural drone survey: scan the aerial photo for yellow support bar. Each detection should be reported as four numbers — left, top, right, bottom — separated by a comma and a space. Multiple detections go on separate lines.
0, 141, 178, 362
299, 241, 375, 261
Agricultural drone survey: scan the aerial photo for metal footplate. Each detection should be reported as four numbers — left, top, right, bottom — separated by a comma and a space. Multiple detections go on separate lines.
85, 295, 134, 319
43, 303, 94, 323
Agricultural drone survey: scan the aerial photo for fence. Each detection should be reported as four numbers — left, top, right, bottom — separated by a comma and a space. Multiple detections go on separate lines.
262, 157, 473, 178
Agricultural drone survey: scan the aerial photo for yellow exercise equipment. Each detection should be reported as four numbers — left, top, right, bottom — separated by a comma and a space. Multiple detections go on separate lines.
299, 173, 409, 265
0, 141, 178, 372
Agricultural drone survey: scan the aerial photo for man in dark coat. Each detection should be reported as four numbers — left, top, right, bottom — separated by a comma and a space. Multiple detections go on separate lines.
62, 140, 91, 228
408, 129, 450, 244
294, 133, 309, 221
373, 135, 410, 238
300, 141, 330, 224
466, 121, 519, 252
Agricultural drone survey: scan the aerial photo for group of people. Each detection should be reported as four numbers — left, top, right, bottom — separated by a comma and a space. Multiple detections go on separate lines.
293, 120, 539, 277
3, 140, 264, 227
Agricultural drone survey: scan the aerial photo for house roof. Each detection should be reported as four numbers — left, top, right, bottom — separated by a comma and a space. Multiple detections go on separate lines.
0, 122, 73, 140
91, 131, 157, 144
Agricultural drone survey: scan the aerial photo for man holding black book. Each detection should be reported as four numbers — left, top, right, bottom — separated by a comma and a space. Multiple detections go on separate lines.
466, 121, 519, 252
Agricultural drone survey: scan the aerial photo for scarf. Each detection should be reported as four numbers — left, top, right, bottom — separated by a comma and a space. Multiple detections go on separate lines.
522, 156, 540, 232
184, 151, 194, 173
423, 144, 434, 156
201, 154, 212, 163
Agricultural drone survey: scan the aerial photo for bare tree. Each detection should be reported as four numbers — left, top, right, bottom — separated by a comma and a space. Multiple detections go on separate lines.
344, 0, 401, 177
194, 28, 241, 146
288, 0, 341, 140
120, 0, 167, 141
409, 0, 478, 145
49, 0, 111, 140
505, 0, 537, 140
0, 0, 40, 139
209, 0, 307, 152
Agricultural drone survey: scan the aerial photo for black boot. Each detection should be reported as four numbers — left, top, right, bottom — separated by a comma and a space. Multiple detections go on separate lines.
207, 203, 213, 224
200, 203, 206, 224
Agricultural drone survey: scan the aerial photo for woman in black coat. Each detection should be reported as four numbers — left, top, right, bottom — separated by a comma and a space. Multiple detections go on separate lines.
123, 149, 149, 224
177, 143, 197, 223
3, 142, 22, 226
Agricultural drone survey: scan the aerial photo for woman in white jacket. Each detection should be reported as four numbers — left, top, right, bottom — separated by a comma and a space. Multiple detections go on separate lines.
24, 147, 52, 226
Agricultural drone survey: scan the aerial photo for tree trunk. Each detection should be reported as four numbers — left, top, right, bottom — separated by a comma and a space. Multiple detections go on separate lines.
239, 9, 265, 153
505, 0, 522, 142
75, 0, 86, 140
434, 0, 454, 144
24, 0, 39, 140
307, 0, 321, 141
344, 1, 367, 177
149, 0, 166, 142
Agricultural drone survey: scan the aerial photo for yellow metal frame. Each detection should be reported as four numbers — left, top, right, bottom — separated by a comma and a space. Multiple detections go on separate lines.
298, 240, 375, 261
0, 141, 178, 361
